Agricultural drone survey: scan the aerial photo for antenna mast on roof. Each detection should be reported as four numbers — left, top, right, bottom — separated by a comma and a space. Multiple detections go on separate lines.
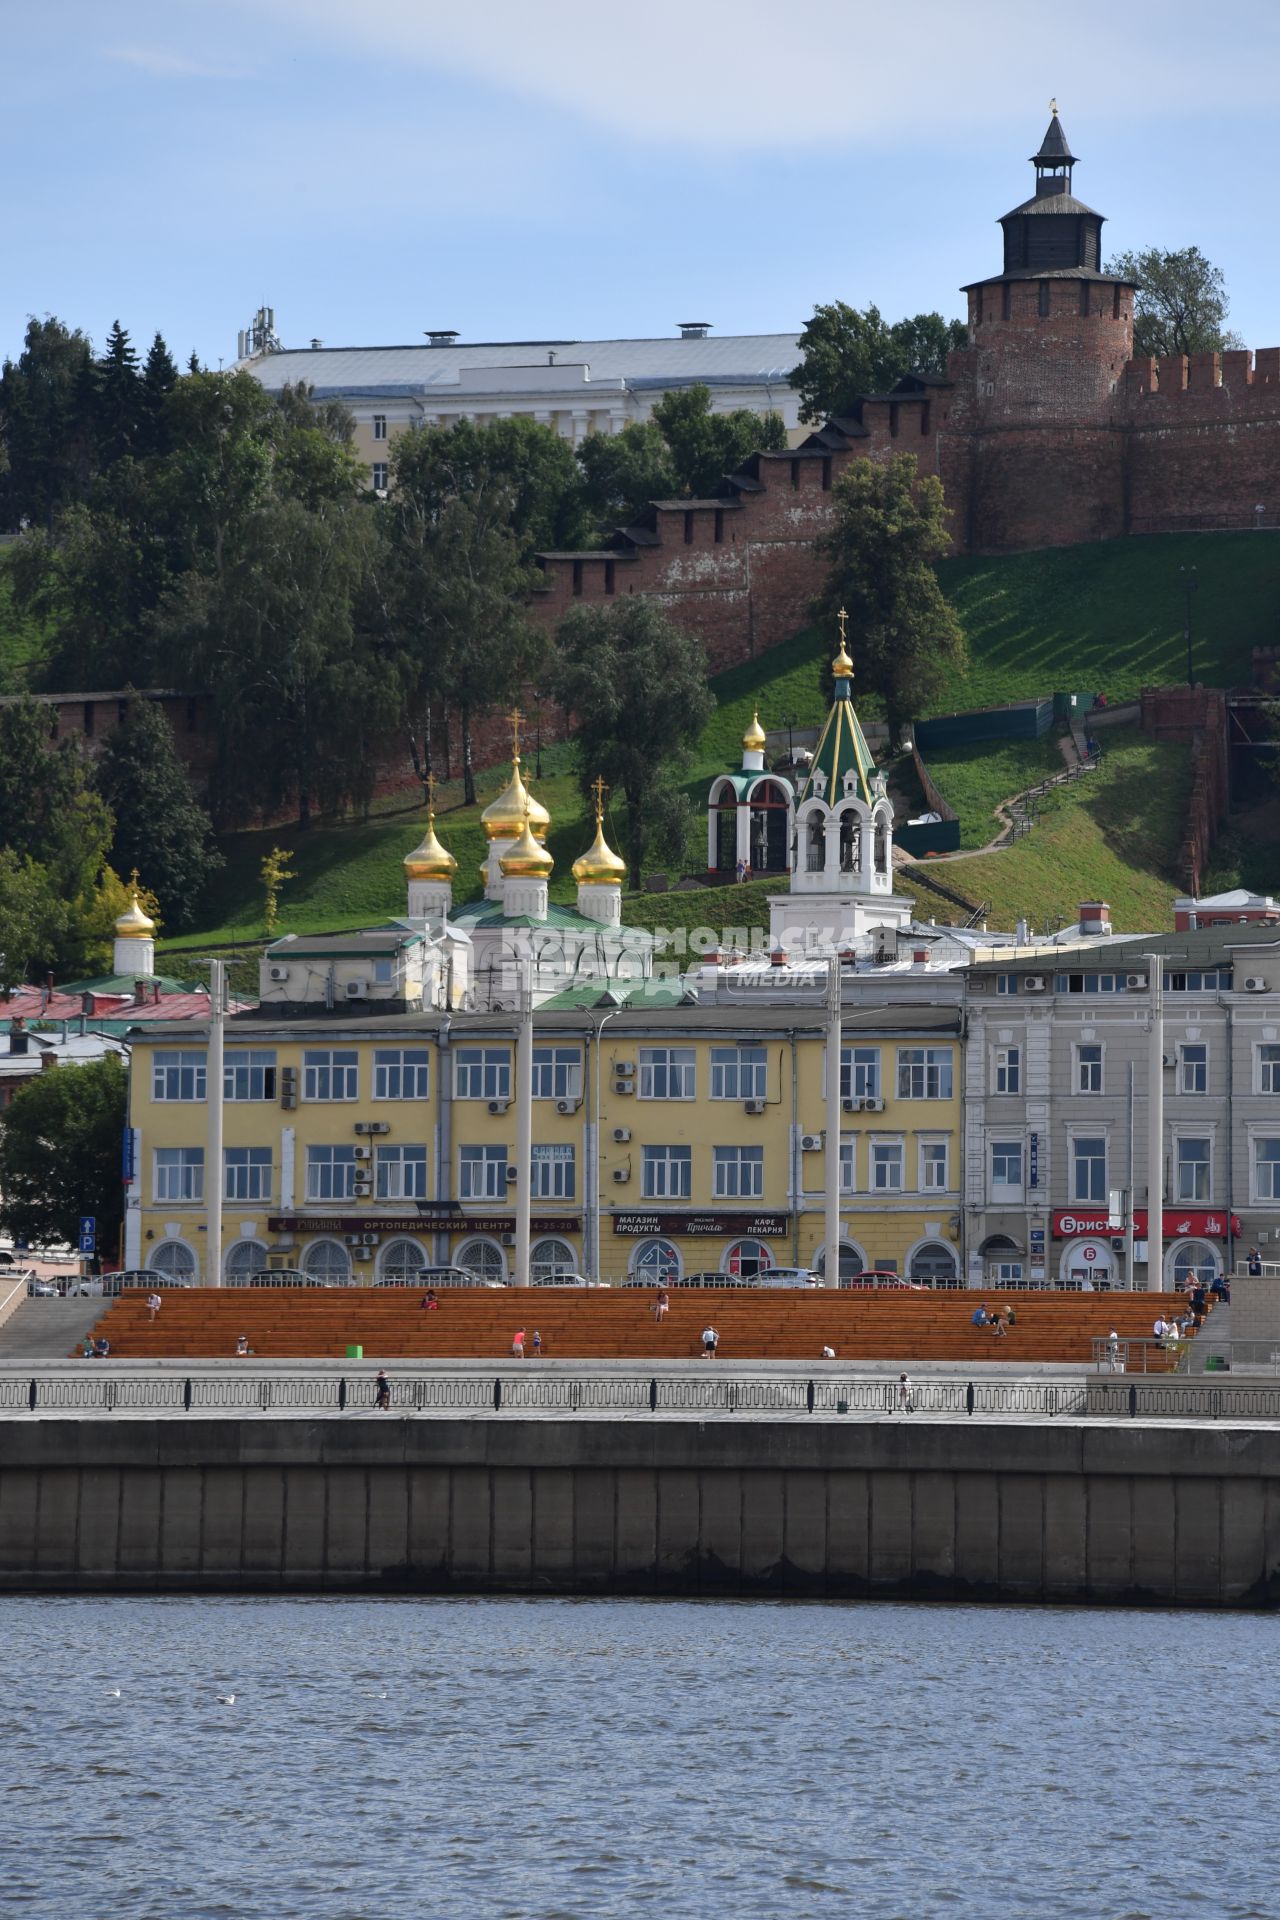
237, 306, 283, 362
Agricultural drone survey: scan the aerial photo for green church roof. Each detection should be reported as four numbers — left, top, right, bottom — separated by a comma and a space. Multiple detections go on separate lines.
795, 683, 878, 810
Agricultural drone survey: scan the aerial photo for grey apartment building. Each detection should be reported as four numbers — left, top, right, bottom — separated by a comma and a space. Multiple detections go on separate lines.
962, 927, 1280, 1291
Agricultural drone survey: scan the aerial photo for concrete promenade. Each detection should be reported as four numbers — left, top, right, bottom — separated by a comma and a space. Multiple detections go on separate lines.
2, 1377, 1280, 1606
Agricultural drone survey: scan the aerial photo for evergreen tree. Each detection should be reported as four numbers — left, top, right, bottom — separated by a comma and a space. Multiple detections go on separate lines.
0, 316, 95, 528
0, 1054, 128, 1252
93, 696, 223, 931
94, 320, 143, 466
140, 331, 179, 456
813, 452, 966, 747
550, 600, 714, 888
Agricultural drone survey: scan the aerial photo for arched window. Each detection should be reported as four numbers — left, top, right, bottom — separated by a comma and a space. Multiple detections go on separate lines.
379, 1237, 427, 1284
724, 1238, 773, 1279
875, 811, 892, 874
839, 811, 859, 873
225, 1238, 267, 1283
148, 1240, 197, 1283
302, 1238, 352, 1285
807, 814, 825, 872
1171, 1239, 1219, 1289
532, 1237, 577, 1282
630, 1238, 681, 1285
909, 1241, 959, 1287
455, 1237, 505, 1284
748, 781, 790, 874
812, 1241, 867, 1283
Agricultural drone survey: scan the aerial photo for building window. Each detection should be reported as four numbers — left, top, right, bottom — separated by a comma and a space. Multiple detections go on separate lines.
459, 1145, 508, 1200
1258, 1044, 1280, 1093
872, 1141, 904, 1191
1055, 973, 1120, 994
372, 414, 387, 440
532, 1237, 577, 1282
991, 1141, 1023, 1195
725, 1238, 772, 1279
1164, 968, 1232, 992
302, 1239, 351, 1284
373, 957, 394, 986
642, 1146, 692, 1199
993, 1046, 1021, 1094
149, 1241, 197, 1282
224, 1146, 271, 1203
155, 1147, 203, 1202
1076, 1044, 1103, 1094
225, 1238, 267, 1282
376, 1145, 428, 1200
639, 1047, 695, 1100
532, 1047, 582, 1101
455, 1047, 510, 1100
994, 1261, 1024, 1283
305, 1144, 359, 1201
531, 1144, 575, 1200
373, 1048, 430, 1100
995, 974, 1018, 995
710, 1046, 767, 1101
1072, 1136, 1106, 1204
1179, 1044, 1208, 1095
920, 1141, 949, 1190
630, 1238, 680, 1285
455, 1238, 504, 1284
303, 1049, 358, 1102
224, 1049, 276, 1101
379, 1238, 427, 1282
839, 1046, 881, 1102
371, 462, 388, 490
1175, 1137, 1211, 1202
897, 1048, 953, 1100
152, 1050, 206, 1102
1254, 1138, 1280, 1202
713, 1145, 764, 1199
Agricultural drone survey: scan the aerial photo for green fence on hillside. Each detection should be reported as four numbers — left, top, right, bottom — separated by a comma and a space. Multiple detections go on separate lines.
915, 698, 1054, 750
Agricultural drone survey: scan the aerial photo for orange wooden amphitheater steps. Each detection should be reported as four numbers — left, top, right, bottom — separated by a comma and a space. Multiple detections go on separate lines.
84, 1289, 1195, 1366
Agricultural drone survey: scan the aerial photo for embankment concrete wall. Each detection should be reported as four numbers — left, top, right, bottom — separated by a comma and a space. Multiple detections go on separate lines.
3, 1417, 1279, 1607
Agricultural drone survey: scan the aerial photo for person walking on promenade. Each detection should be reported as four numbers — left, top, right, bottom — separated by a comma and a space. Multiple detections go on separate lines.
375, 1370, 391, 1412
1248, 1247, 1263, 1276
897, 1372, 913, 1412
146, 1292, 162, 1322
1106, 1328, 1121, 1371
531, 1329, 543, 1357
701, 1325, 719, 1359
512, 1328, 526, 1359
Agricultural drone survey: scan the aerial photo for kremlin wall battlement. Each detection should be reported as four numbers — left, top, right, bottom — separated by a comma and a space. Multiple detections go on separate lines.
534, 118, 1280, 669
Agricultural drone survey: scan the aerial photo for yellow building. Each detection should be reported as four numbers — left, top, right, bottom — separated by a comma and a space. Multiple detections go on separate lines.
124, 996, 962, 1287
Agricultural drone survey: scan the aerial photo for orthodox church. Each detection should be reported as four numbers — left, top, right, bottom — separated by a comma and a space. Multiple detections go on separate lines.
707, 619, 915, 954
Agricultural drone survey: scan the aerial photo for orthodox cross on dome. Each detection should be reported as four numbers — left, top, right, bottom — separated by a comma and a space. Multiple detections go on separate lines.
425, 771, 437, 810
837, 606, 848, 648
591, 773, 609, 822
1050, 96, 1057, 114
129, 867, 141, 893
832, 607, 854, 681
508, 707, 524, 758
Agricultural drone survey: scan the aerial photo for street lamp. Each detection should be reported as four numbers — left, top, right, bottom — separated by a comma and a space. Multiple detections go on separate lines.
779, 711, 797, 767
1180, 564, 1198, 689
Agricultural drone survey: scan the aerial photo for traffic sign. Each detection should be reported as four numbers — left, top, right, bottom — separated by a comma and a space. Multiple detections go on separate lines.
79, 1215, 96, 1237
78, 1233, 96, 1255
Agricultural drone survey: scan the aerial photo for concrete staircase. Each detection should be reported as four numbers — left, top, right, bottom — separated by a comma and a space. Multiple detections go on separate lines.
0, 1298, 115, 1359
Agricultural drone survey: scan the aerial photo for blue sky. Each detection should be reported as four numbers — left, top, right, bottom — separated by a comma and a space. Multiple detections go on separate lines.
6, 0, 1280, 368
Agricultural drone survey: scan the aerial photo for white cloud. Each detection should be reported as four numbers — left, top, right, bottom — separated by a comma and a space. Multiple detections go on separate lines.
107, 44, 245, 80
248, 0, 1280, 150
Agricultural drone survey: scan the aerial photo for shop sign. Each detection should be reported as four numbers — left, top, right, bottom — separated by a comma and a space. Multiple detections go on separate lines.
1052, 1209, 1240, 1239
1028, 1132, 1039, 1188
612, 1211, 790, 1237
269, 1212, 581, 1235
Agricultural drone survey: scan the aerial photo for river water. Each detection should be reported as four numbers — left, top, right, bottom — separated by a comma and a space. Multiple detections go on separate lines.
1, 1595, 1274, 1920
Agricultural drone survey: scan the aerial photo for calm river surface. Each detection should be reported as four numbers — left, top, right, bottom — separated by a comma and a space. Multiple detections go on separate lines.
1, 1595, 1275, 1920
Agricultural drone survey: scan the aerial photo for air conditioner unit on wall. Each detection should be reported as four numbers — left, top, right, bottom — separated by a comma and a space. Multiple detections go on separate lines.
864, 1096, 884, 1112
612, 1166, 630, 1183
556, 1098, 581, 1115
842, 1097, 858, 1113
501, 1232, 515, 1247
1244, 977, 1268, 993
1024, 976, 1047, 992
345, 980, 368, 999
1126, 973, 1148, 989
613, 1127, 631, 1144
352, 1144, 371, 1160
744, 1099, 765, 1115
488, 1098, 509, 1115
505, 1165, 518, 1182
800, 1133, 824, 1152
268, 965, 289, 983
614, 1081, 634, 1095
353, 1180, 372, 1197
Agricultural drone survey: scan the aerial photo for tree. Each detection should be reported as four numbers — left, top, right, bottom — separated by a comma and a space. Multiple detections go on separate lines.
260, 846, 295, 934
139, 331, 179, 457
93, 696, 223, 931
386, 428, 548, 804
0, 851, 67, 990
0, 316, 95, 528
550, 600, 715, 887
0, 1054, 128, 1252
813, 453, 966, 747
1105, 246, 1242, 358
576, 421, 677, 528
93, 320, 143, 467
0, 698, 114, 902
789, 303, 968, 424
650, 385, 787, 498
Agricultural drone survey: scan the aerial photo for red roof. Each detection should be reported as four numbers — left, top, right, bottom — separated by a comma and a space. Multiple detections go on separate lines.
0, 987, 250, 1025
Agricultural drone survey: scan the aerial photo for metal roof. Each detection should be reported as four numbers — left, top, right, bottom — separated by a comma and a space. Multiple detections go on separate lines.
239, 334, 804, 399
796, 686, 878, 810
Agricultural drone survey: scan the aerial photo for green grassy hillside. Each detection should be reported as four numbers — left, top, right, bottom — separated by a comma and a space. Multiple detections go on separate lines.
932, 531, 1275, 713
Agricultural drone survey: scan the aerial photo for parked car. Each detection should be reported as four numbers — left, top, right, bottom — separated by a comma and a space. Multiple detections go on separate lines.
26, 1276, 59, 1297
67, 1278, 105, 1297
375, 1265, 506, 1290
748, 1267, 821, 1289
530, 1273, 610, 1288
837, 1271, 921, 1290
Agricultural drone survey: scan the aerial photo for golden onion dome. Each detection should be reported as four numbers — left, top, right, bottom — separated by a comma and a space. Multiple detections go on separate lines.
481, 755, 550, 843
572, 804, 627, 887
742, 710, 767, 752
499, 810, 554, 878
114, 876, 156, 942
832, 605, 854, 680
403, 808, 457, 882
